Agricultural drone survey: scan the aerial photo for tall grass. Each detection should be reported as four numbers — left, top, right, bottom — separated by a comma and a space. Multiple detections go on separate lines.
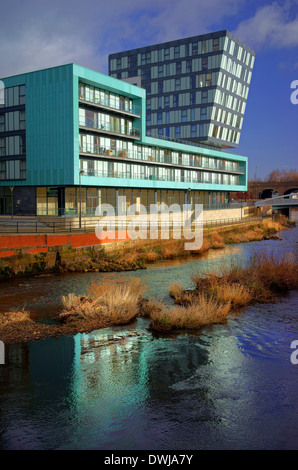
0, 307, 32, 325
191, 252, 298, 305
59, 278, 145, 325
149, 295, 230, 332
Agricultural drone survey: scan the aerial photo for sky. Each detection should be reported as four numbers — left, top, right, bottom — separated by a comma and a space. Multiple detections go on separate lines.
0, 0, 297, 180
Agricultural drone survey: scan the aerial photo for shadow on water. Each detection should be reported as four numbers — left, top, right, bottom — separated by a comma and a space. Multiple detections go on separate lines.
0, 226, 297, 449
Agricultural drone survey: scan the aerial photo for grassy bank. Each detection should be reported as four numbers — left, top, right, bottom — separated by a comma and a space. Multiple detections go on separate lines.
118, 215, 294, 267
0, 215, 294, 279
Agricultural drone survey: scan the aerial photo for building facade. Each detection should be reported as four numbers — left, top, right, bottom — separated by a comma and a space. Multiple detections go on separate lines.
109, 30, 255, 149
0, 64, 247, 216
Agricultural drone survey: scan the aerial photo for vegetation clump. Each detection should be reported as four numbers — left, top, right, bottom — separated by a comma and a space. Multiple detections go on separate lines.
59, 278, 146, 325
156, 252, 298, 333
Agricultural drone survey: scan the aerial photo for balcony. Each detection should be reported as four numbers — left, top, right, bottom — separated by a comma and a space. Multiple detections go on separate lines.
79, 168, 239, 186
79, 144, 244, 174
79, 120, 141, 140
79, 95, 141, 118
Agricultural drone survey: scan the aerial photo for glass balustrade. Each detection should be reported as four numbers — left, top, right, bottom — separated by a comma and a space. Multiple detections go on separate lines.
79, 143, 243, 174
79, 168, 239, 185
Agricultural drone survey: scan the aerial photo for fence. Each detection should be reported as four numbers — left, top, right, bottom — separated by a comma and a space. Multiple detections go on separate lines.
0, 214, 268, 234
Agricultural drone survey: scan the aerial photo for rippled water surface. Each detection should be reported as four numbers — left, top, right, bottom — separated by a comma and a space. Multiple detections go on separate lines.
0, 227, 297, 449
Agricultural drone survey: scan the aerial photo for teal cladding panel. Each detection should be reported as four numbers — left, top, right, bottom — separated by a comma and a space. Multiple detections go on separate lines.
1, 64, 74, 186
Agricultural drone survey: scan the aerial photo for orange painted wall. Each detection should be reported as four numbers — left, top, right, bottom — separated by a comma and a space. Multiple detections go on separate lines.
0, 231, 129, 257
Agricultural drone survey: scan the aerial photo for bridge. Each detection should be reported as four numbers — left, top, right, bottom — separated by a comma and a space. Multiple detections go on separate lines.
255, 192, 298, 209
248, 180, 298, 199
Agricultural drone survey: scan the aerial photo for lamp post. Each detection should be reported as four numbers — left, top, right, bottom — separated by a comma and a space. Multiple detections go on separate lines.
79, 170, 84, 229
9, 186, 14, 219
187, 188, 191, 207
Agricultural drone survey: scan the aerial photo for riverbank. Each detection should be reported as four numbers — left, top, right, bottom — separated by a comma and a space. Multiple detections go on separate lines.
1, 232, 297, 343
0, 215, 293, 279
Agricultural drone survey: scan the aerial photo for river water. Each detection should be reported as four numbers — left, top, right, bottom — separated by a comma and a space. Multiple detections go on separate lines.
0, 227, 297, 450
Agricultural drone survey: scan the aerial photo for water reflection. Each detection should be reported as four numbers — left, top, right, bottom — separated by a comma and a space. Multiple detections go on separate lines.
0, 227, 297, 449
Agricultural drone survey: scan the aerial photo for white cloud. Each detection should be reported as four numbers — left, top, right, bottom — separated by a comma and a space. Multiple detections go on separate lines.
0, 0, 244, 78
234, 1, 298, 50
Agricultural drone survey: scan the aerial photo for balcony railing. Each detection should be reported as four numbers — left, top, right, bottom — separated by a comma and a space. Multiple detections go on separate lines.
79, 120, 141, 139
79, 95, 141, 116
79, 144, 244, 174
79, 168, 240, 186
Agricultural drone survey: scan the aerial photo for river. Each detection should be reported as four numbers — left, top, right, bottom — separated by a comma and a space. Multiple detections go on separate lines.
0, 227, 297, 450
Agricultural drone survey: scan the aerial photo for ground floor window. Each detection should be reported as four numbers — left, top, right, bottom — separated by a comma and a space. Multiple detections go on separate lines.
18, 186, 232, 217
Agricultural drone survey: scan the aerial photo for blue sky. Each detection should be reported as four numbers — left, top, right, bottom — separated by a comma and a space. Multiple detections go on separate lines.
0, 0, 297, 179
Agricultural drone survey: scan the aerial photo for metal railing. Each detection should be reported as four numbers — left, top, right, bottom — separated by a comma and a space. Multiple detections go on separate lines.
79, 120, 141, 138
79, 144, 244, 174
79, 168, 240, 186
79, 96, 141, 116
145, 131, 220, 151
255, 192, 298, 207
0, 212, 266, 234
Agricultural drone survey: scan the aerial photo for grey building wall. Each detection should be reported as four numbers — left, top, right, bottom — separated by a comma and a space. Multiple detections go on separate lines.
109, 30, 255, 149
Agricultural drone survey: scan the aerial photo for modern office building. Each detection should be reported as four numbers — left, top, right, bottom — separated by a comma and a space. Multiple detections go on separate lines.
0, 64, 247, 216
109, 30, 255, 149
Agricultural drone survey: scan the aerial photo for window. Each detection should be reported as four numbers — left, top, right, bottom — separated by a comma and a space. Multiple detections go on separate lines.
176, 61, 182, 75
0, 137, 5, 156
212, 125, 218, 138
164, 48, 170, 60
190, 92, 196, 105
186, 60, 192, 73
201, 41, 206, 54
158, 96, 162, 109
175, 126, 181, 138
158, 81, 163, 94
147, 114, 151, 124
158, 65, 163, 77
143, 68, 151, 81
19, 85, 26, 105
202, 57, 208, 71
174, 46, 180, 58
157, 112, 162, 124
175, 78, 181, 90
202, 90, 208, 103
128, 55, 137, 67
206, 73, 212, 86
173, 94, 179, 107
146, 98, 151, 110
181, 109, 187, 122
198, 75, 204, 87
164, 95, 170, 108
213, 38, 219, 51
20, 110, 26, 129
200, 108, 207, 120
192, 42, 198, 55
191, 125, 197, 137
